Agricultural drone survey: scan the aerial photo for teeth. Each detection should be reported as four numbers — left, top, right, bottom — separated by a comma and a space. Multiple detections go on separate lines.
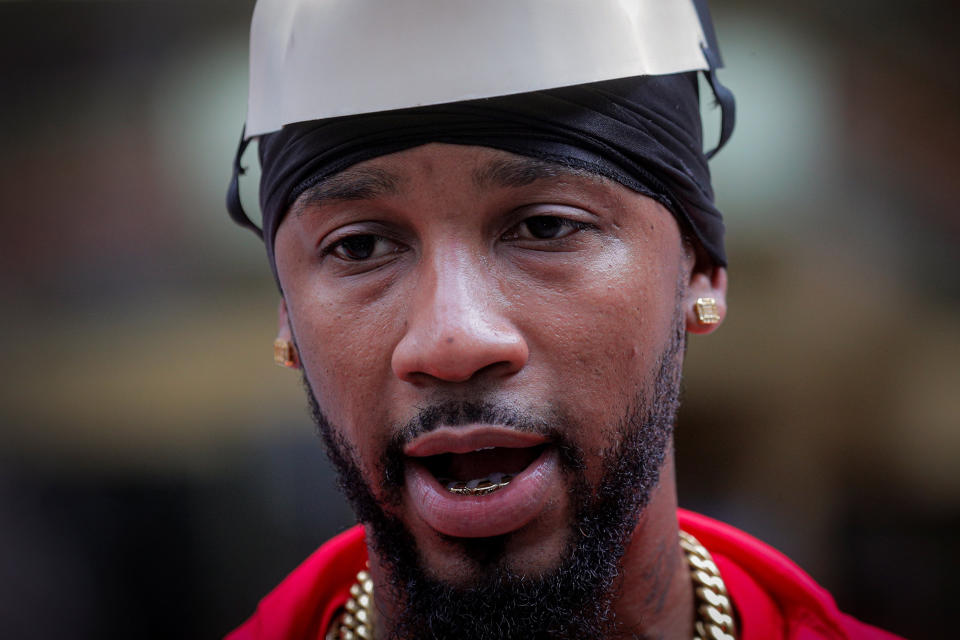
444, 474, 512, 496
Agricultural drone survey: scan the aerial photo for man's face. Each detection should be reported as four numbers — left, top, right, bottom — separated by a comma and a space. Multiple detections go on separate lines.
274, 143, 693, 585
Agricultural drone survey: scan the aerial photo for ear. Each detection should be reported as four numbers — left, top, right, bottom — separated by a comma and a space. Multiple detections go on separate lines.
275, 298, 301, 369
684, 263, 728, 335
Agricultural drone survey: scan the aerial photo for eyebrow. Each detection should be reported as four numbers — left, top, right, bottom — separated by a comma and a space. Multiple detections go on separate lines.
292, 154, 607, 217
292, 167, 402, 216
472, 156, 608, 190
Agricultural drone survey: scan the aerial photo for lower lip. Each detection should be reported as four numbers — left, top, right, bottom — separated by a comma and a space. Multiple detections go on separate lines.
405, 447, 558, 539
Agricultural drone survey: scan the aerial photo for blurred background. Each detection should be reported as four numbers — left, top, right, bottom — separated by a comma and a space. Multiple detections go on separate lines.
0, 1, 956, 637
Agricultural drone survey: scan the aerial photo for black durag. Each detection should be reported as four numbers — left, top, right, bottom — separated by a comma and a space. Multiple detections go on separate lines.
228, 71, 734, 286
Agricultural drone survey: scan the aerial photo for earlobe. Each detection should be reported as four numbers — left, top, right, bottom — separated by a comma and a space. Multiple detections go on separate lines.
684, 266, 728, 335
274, 298, 300, 369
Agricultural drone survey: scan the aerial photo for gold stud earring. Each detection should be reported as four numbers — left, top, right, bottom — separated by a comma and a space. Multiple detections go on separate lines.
273, 338, 298, 368
694, 297, 721, 325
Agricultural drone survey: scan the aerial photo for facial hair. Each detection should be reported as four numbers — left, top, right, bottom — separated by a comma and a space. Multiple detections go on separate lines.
304, 316, 685, 640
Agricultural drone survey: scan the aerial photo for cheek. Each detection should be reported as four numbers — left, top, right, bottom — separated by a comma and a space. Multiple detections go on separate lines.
285, 286, 405, 467
516, 244, 680, 431
304, 302, 396, 394
276, 230, 399, 421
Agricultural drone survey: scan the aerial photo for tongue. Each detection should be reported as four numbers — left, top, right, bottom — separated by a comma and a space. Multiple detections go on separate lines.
443, 446, 541, 481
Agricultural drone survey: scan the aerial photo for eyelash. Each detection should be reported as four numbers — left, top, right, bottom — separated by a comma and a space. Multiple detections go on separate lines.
320, 213, 594, 263
502, 215, 593, 241
320, 235, 403, 261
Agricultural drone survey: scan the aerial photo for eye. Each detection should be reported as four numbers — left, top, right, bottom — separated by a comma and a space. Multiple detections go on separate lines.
504, 215, 591, 241
326, 234, 402, 261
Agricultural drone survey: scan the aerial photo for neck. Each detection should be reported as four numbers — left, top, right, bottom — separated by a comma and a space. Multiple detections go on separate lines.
611, 454, 694, 639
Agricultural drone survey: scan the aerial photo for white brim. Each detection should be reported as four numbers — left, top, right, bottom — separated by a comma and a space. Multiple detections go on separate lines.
246, 0, 709, 137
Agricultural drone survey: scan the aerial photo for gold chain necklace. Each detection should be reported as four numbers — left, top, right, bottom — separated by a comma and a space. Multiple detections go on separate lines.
330, 530, 736, 640
328, 568, 375, 640
679, 530, 737, 640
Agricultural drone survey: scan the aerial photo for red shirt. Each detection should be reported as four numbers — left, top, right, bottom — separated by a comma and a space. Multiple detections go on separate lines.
226, 509, 900, 640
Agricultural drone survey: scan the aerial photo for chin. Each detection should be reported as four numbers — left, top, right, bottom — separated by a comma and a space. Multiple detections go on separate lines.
407, 508, 578, 586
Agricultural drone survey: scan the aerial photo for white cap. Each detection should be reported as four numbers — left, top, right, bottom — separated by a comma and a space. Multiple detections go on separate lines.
246, 0, 711, 138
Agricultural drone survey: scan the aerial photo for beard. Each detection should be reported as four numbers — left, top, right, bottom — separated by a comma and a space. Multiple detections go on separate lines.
304, 315, 685, 640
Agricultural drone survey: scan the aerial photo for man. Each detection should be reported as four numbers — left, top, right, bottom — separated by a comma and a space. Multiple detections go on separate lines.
225, 1, 899, 638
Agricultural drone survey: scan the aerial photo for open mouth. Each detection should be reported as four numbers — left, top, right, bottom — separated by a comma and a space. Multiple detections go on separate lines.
420, 444, 548, 496
402, 427, 558, 538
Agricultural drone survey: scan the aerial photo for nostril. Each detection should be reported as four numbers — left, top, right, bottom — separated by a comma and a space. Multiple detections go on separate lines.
474, 360, 518, 379
394, 353, 524, 386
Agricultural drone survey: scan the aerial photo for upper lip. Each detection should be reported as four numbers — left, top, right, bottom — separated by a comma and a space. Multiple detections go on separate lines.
403, 425, 550, 458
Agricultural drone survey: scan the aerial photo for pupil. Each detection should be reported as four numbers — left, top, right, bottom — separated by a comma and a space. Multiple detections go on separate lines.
341, 236, 375, 259
527, 216, 563, 239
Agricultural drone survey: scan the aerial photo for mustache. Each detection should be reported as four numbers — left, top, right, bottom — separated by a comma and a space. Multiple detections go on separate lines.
392, 400, 556, 448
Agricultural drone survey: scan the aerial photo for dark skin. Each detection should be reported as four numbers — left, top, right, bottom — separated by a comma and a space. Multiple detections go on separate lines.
273, 143, 727, 639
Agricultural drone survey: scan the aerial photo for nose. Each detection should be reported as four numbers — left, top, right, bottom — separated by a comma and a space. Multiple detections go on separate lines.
391, 252, 529, 384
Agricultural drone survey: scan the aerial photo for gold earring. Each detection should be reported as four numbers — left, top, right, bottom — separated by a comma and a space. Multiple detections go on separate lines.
694, 297, 721, 325
273, 339, 298, 368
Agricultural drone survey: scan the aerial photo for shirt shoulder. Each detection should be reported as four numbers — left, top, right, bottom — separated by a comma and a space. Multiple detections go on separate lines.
225, 525, 367, 640
678, 509, 902, 640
